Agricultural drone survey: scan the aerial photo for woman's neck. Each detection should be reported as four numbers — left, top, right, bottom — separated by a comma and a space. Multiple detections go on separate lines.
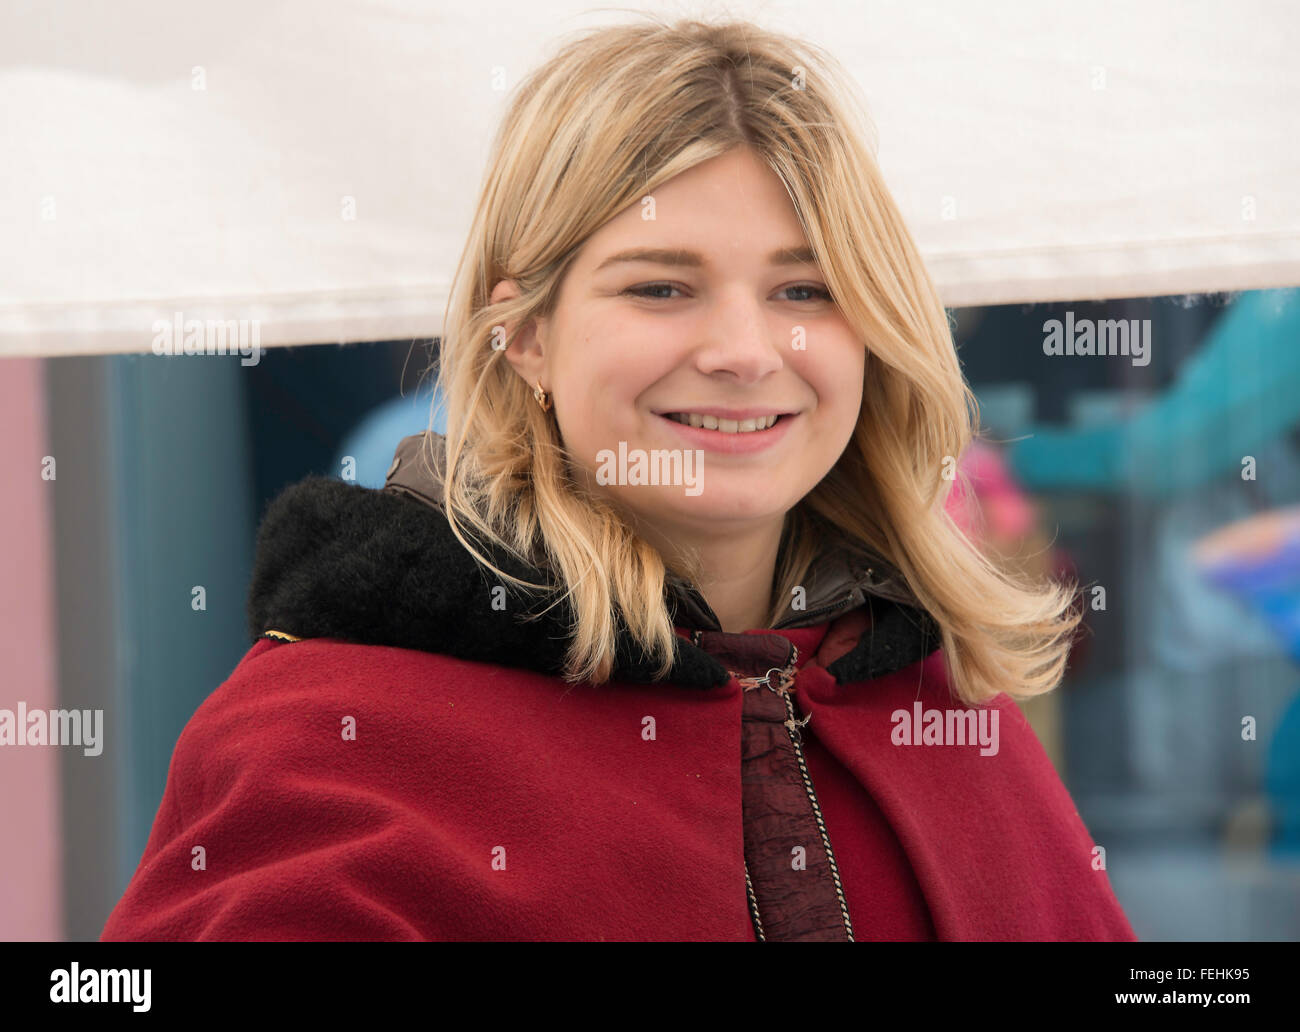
647, 516, 788, 632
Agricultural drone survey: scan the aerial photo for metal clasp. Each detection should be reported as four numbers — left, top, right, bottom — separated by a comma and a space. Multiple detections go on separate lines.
736, 665, 792, 694
734, 644, 799, 694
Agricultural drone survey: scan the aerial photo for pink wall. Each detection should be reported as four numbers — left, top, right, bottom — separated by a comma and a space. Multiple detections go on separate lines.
0, 358, 62, 939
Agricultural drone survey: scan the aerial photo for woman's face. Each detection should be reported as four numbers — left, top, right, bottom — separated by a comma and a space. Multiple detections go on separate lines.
502, 145, 866, 550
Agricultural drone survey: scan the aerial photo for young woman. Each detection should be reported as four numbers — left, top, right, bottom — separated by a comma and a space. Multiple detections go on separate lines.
101, 16, 1136, 941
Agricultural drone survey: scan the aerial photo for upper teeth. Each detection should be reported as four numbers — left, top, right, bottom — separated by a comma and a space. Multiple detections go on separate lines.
666, 413, 780, 432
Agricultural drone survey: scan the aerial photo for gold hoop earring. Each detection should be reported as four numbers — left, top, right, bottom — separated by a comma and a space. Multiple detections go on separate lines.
533, 381, 552, 412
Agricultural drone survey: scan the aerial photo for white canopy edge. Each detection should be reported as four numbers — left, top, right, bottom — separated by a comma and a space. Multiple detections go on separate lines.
2, 0, 1297, 357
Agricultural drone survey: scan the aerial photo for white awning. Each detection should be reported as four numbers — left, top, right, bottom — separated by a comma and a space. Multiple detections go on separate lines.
3, 0, 1297, 357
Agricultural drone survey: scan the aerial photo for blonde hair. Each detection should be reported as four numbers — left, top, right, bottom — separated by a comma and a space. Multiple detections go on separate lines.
430, 14, 1080, 704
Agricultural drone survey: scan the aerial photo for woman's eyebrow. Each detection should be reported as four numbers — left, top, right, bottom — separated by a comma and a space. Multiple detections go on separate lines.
593, 245, 820, 272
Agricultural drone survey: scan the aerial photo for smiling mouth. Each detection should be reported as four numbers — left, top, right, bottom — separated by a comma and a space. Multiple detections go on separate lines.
661, 412, 787, 434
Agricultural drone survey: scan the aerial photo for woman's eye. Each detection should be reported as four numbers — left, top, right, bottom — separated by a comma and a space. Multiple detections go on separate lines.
623, 283, 683, 300
622, 283, 834, 303
781, 284, 834, 303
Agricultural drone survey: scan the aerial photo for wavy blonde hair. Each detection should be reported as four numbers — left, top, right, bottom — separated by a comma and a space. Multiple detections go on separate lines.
430, 14, 1080, 704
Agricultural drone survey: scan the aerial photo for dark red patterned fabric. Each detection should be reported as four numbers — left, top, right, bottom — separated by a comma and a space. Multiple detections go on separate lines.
692, 624, 936, 941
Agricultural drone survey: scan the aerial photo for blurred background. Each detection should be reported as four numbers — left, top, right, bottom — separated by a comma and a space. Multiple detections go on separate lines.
2, 1, 1298, 941
6, 288, 1300, 941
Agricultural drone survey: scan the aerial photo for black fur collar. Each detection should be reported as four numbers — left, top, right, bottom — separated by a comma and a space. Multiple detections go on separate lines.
246, 473, 941, 689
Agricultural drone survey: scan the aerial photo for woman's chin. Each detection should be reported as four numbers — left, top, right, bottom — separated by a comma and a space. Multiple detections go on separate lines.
623, 490, 792, 529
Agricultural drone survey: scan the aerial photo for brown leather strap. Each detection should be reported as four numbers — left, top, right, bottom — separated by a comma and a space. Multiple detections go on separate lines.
382, 432, 448, 510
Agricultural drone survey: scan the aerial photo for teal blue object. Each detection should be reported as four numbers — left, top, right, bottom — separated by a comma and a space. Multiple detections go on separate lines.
108, 354, 256, 905
1267, 693, 1300, 856
1008, 289, 1300, 497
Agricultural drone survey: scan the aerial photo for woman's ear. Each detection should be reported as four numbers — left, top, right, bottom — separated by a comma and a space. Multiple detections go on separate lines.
490, 278, 548, 390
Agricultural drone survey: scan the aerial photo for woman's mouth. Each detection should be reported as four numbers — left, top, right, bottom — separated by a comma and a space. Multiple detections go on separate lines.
655, 410, 797, 454
662, 412, 781, 433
